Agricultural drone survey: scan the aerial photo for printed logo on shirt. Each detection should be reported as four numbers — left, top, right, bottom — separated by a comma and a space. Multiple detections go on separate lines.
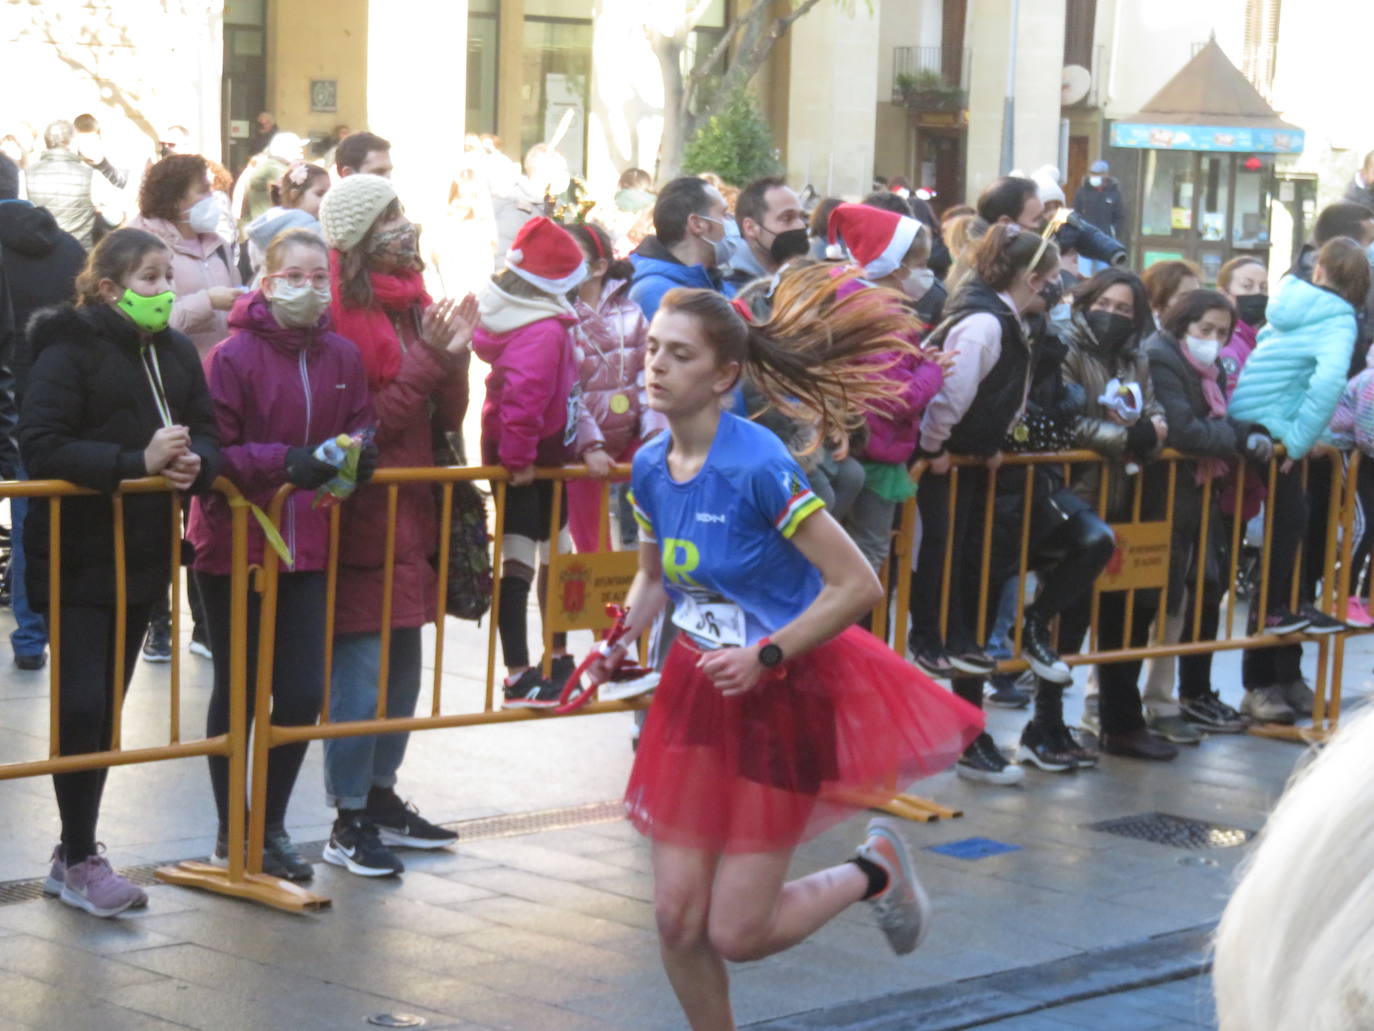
661, 537, 702, 587
695, 512, 726, 524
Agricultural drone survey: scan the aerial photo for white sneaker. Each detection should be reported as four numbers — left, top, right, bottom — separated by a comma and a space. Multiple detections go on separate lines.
599, 669, 660, 702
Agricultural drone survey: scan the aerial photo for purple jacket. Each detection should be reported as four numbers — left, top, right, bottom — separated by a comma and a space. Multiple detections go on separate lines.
1219, 318, 1257, 402
189, 292, 372, 574
474, 282, 600, 470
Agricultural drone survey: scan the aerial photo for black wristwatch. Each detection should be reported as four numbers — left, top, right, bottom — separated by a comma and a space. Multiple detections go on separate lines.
758, 638, 784, 668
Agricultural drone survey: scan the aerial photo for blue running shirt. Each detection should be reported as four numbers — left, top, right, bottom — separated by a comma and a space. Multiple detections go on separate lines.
629, 413, 825, 649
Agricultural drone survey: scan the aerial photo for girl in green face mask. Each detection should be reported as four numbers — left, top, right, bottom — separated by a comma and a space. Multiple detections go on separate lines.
16, 227, 219, 918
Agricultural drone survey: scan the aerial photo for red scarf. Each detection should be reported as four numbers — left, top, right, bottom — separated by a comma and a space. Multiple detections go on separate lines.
328, 251, 432, 388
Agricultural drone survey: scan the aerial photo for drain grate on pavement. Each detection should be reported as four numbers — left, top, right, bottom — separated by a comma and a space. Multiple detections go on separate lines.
0, 799, 626, 907
1086, 812, 1254, 850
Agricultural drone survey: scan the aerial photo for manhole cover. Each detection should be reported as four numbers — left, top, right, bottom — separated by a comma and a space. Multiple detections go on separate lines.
1085, 812, 1254, 850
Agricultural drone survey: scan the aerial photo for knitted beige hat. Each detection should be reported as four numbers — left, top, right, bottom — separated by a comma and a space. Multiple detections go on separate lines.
319, 173, 397, 252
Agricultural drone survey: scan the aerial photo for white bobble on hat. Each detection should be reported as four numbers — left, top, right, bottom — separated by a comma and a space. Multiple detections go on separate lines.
318, 173, 398, 252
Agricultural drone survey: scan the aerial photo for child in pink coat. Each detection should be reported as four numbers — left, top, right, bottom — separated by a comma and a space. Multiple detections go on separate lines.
474, 217, 602, 709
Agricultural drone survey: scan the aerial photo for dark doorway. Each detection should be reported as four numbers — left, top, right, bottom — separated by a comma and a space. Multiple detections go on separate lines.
222, 0, 268, 174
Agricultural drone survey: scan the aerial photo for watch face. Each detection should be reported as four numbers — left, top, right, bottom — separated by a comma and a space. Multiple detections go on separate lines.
759, 643, 784, 668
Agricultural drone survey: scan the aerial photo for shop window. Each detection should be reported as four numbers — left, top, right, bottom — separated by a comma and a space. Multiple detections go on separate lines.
521, 14, 592, 177
1140, 150, 1195, 239
1233, 157, 1273, 249
467, 0, 500, 137
1199, 155, 1230, 243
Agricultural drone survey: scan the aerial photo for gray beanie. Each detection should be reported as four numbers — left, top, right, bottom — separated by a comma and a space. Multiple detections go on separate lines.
318, 173, 397, 252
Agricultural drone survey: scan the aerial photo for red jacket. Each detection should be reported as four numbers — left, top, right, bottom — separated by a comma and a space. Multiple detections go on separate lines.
189, 292, 372, 574
329, 274, 469, 635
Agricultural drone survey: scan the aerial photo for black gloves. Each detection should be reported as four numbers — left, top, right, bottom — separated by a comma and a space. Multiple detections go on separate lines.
356, 441, 379, 484
284, 446, 338, 489
1125, 418, 1158, 458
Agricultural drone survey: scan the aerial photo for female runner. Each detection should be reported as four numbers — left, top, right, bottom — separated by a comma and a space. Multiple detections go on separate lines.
586, 266, 984, 1030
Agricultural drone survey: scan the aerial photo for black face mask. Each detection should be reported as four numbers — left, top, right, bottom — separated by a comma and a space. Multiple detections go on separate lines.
767, 227, 811, 265
1085, 310, 1135, 352
1235, 293, 1268, 328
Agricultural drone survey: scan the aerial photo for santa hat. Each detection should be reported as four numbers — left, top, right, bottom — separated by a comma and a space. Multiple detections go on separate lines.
827, 203, 922, 280
505, 216, 588, 294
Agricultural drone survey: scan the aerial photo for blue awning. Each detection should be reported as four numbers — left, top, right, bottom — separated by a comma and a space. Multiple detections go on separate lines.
1111, 122, 1304, 154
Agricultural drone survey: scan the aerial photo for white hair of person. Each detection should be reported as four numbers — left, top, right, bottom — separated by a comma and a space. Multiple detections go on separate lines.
1213, 706, 1374, 1031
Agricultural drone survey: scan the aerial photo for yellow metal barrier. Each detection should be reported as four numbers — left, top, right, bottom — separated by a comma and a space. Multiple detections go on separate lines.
1, 441, 1358, 916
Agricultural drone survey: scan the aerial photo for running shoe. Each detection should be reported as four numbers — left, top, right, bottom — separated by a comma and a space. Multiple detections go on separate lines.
1297, 605, 1344, 635
955, 733, 1024, 786
1279, 679, 1316, 719
547, 654, 576, 693
322, 813, 403, 877
1015, 720, 1077, 772
1347, 597, 1374, 629
911, 647, 955, 679
263, 830, 314, 881
984, 673, 1031, 709
1098, 727, 1178, 761
1146, 713, 1204, 745
501, 668, 561, 710
367, 788, 457, 849
855, 817, 931, 956
949, 648, 997, 676
1180, 691, 1249, 733
1021, 617, 1071, 685
1262, 609, 1309, 636
189, 622, 213, 659
1240, 685, 1296, 725
61, 851, 146, 917
1055, 725, 1099, 768
141, 619, 172, 663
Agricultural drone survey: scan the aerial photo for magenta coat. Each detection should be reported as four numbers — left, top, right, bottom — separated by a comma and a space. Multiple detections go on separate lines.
189, 292, 372, 574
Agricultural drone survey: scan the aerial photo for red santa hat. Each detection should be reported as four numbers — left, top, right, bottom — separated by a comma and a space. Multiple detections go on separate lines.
505, 216, 588, 294
826, 203, 923, 280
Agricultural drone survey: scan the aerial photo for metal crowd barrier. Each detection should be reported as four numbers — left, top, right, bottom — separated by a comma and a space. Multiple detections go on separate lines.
1, 446, 1356, 914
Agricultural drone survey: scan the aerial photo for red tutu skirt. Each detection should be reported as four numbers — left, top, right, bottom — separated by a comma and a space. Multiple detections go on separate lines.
624, 627, 984, 854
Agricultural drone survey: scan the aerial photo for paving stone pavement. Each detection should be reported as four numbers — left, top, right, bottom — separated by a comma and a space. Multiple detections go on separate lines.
0, 594, 1366, 1030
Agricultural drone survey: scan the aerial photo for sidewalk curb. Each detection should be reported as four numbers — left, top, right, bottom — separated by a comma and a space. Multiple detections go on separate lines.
744, 924, 1215, 1030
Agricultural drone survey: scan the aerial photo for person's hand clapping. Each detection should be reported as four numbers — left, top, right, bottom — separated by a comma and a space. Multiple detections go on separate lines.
144, 425, 190, 474
422, 294, 481, 356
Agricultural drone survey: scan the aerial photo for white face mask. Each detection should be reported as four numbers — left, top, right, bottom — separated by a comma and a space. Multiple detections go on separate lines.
1185, 335, 1220, 367
1088, 175, 1104, 188
185, 194, 220, 234
268, 279, 331, 328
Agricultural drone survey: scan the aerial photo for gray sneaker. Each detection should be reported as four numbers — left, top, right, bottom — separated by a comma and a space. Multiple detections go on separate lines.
61, 853, 146, 918
856, 817, 931, 956
1146, 713, 1204, 745
1080, 694, 1100, 736
1280, 679, 1316, 719
1241, 685, 1296, 726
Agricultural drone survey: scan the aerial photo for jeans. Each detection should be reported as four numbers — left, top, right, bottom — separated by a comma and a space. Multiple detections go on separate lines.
323, 627, 423, 810
985, 576, 1022, 660
10, 459, 47, 658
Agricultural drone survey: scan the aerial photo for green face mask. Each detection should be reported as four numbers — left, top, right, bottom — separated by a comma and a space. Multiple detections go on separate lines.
116, 288, 175, 333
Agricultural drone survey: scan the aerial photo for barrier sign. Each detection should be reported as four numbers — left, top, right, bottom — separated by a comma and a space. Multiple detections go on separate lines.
547, 550, 638, 632
1099, 521, 1171, 591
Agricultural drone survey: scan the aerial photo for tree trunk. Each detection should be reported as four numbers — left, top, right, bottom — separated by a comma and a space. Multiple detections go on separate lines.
653, 34, 692, 183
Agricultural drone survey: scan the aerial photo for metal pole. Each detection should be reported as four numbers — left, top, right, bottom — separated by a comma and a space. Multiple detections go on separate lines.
999, 0, 1021, 175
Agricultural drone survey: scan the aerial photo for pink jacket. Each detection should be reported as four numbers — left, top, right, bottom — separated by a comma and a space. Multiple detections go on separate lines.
1219, 319, 1257, 401
835, 277, 943, 464
570, 278, 666, 458
474, 282, 601, 469
126, 214, 241, 359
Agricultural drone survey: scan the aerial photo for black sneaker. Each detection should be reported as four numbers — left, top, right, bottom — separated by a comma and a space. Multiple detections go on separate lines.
1021, 617, 1071, 685
14, 652, 46, 671
949, 647, 997, 676
1297, 604, 1345, 635
984, 673, 1031, 709
142, 618, 172, 663
322, 813, 403, 877
547, 654, 576, 694
955, 733, 1024, 786
1056, 725, 1099, 768
1263, 608, 1309, 636
501, 668, 561, 709
367, 788, 458, 849
262, 830, 313, 881
911, 646, 954, 679
1181, 691, 1249, 733
1015, 720, 1077, 772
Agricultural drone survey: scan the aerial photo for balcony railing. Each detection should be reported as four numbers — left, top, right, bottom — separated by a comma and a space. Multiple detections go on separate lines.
892, 46, 971, 111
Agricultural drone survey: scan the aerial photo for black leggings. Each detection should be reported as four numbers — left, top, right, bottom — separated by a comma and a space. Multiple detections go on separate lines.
497, 480, 569, 670
199, 571, 326, 834
1242, 465, 1309, 688
1024, 510, 1117, 626
909, 469, 989, 658
47, 602, 154, 864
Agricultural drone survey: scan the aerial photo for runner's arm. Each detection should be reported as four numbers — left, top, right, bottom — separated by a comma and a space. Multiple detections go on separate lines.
585, 540, 669, 685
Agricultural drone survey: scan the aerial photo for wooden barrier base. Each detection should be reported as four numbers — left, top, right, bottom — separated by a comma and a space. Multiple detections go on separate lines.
827, 790, 963, 823
155, 861, 331, 913
1247, 723, 1331, 745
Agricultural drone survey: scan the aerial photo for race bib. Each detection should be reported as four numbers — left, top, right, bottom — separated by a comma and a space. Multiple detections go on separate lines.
672, 592, 746, 649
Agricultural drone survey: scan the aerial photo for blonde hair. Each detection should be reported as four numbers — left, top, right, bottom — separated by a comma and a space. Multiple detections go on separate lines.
1214, 708, 1374, 1031
264, 227, 328, 275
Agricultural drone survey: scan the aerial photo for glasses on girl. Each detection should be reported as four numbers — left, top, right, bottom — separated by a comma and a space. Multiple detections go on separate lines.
269, 269, 331, 290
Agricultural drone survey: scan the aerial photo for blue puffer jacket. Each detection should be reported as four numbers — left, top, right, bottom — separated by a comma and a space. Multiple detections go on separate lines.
1228, 276, 1358, 460
628, 235, 732, 320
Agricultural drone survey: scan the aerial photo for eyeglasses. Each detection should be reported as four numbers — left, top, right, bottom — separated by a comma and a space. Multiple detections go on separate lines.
269, 269, 331, 290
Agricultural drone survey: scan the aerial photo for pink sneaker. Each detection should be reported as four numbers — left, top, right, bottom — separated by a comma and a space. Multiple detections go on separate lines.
1347, 597, 1374, 629
61, 852, 147, 917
